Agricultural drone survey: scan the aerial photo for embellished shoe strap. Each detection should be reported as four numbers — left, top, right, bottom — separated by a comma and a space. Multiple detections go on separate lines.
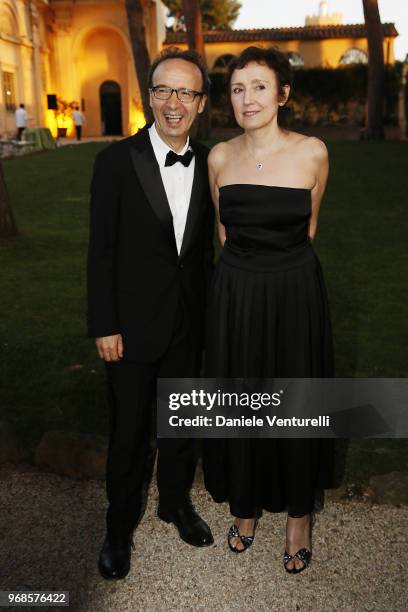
228, 524, 255, 549
228, 524, 239, 538
294, 548, 311, 567
240, 534, 254, 546
284, 551, 294, 564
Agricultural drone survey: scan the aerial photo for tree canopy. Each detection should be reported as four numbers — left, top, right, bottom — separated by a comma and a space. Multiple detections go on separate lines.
165, 0, 241, 31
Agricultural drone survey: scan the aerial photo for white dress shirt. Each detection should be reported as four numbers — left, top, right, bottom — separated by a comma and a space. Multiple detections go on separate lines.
15, 107, 28, 128
148, 122, 195, 254
73, 110, 85, 126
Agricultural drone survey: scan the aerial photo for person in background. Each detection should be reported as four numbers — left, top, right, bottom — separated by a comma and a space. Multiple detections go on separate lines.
15, 104, 28, 140
73, 106, 85, 141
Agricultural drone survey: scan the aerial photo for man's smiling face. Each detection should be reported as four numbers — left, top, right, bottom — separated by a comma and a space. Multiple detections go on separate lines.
149, 58, 206, 148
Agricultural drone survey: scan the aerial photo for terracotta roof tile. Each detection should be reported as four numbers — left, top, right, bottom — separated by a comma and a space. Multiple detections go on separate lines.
165, 23, 398, 44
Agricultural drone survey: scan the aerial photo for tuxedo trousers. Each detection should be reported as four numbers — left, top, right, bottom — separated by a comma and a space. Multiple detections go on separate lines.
104, 299, 200, 536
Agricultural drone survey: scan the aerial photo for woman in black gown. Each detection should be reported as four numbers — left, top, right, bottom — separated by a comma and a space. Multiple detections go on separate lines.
203, 47, 334, 573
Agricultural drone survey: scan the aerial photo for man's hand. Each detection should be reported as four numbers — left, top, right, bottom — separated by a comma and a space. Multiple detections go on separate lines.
96, 334, 124, 361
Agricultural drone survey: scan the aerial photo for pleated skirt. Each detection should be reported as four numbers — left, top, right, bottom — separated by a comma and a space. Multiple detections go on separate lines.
203, 248, 334, 518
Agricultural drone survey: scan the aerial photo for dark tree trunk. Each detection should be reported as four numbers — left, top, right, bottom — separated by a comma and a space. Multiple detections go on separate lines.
183, 0, 205, 53
362, 0, 385, 139
125, 0, 154, 125
182, 0, 211, 140
0, 162, 18, 238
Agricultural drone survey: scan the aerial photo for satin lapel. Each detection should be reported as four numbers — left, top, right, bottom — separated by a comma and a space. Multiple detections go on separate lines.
129, 128, 176, 247
179, 144, 206, 261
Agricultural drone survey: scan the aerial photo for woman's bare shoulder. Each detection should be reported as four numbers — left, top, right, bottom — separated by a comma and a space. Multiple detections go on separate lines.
208, 141, 226, 170
208, 137, 243, 166
305, 136, 328, 160
287, 131, 328, 160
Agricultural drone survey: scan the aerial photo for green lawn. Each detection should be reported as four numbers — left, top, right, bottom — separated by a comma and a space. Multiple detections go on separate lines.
1, 141, 407, 483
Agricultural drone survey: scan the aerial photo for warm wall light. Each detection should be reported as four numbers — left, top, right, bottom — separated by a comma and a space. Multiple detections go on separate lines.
45, 109, 57, 136
130, 97, 146, 134
44, 109, 75, 137
129, 109, 146, 134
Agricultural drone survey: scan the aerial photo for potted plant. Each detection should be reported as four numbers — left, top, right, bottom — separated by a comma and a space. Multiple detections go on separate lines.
55, 98, 78, 138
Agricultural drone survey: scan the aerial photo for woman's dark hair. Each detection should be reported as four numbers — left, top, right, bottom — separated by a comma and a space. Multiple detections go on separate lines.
227, 46, 292, 99
148, 46, 211, 96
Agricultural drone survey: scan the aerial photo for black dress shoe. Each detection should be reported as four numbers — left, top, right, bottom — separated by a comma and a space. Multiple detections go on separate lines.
98, 533, 135, 580
157, 498, 214, 547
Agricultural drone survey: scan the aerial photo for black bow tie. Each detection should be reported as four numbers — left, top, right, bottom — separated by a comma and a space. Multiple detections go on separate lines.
165, 149, 194, 167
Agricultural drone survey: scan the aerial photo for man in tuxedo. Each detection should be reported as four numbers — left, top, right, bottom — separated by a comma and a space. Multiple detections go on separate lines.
87, 47, 214, 580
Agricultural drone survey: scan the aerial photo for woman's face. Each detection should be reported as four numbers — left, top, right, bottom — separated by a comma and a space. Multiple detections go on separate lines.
230, 61, 289, 130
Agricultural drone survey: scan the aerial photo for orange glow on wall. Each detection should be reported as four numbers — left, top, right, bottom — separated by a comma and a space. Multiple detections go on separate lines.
129, 109, 146, 134
45, 109, 75, 138
45, 109, 58, 137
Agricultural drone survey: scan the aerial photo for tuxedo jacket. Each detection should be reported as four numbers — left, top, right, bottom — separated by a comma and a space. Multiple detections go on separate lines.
86, 125, 214, 362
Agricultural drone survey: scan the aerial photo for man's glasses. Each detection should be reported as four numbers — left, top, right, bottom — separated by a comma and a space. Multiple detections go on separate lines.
150, 86, 204, 103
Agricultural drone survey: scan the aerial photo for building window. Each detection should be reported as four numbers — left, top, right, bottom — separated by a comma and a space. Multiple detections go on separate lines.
287, 51, 305, 68
3, 71, 16, 112
213, 54, 236, 73
339, 48, 368, 65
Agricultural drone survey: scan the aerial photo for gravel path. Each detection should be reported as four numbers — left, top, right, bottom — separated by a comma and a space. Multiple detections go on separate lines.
0, 464, 407, 612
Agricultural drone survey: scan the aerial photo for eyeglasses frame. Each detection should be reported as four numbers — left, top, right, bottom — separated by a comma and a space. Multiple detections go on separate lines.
149, 86, 205, 103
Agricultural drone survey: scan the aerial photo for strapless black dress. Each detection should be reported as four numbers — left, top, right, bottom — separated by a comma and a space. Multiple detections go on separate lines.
203, 184, 334, 518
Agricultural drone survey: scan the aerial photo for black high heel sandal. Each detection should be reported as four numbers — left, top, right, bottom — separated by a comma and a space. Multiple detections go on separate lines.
283, 512, 314, 574
283, 547, 312, 574
227, 519, 258, 553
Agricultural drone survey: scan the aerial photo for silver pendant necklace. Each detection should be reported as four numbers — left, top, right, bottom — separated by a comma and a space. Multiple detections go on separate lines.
245, 141, 264, 170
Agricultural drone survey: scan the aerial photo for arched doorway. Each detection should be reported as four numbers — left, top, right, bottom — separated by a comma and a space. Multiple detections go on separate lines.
79, 27, 129, 136
99, 80, 122, 135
